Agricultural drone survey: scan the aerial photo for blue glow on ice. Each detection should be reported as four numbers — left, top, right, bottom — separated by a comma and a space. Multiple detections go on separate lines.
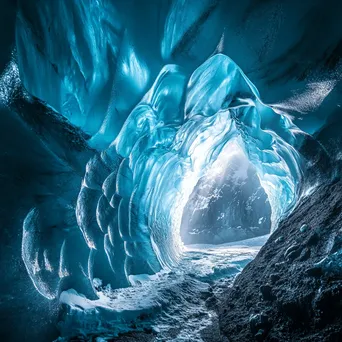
21, 53, 303, 299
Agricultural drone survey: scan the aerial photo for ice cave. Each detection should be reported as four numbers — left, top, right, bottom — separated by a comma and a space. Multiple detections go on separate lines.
1, 1, 342, 341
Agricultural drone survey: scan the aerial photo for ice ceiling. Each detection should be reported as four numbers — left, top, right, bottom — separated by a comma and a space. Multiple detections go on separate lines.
15, 0, 335, 300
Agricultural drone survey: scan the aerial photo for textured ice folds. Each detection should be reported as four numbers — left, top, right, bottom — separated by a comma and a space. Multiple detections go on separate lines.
22, 53, 303, 298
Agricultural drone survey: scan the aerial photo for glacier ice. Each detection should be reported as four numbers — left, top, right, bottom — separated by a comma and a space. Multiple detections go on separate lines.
19, 51, 305, 298
15, 0, 324, 301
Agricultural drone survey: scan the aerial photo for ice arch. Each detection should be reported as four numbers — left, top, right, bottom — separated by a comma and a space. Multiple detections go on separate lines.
21, 53, 304, 299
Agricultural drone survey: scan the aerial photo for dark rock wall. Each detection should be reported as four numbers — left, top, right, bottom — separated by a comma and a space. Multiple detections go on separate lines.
218, 178, 342, 341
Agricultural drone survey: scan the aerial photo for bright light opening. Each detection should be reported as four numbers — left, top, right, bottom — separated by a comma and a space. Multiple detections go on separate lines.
179, 140, 272, 245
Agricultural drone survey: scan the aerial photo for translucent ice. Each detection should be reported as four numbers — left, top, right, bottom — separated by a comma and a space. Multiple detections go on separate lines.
15, 0, 320, 302
20, 51, 305, 297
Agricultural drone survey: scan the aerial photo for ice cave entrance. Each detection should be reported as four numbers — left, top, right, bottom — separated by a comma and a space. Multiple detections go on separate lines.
179, 140, 272, 247
21, 53, 301, 302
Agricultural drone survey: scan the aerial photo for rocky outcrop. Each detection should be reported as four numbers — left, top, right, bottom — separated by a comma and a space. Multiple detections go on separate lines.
217, 178, 342, 342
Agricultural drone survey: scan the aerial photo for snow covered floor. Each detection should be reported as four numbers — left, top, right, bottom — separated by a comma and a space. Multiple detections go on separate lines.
57, 235, 269, 341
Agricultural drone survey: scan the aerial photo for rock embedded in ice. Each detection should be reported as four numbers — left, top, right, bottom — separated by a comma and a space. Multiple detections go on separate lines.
274, 236, 284, 244
300, 224, 309, 233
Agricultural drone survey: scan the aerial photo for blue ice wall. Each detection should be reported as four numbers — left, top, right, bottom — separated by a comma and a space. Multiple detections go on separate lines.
16, 0, 331, 298
19, 53, 304, 298
17, 0, 342, 139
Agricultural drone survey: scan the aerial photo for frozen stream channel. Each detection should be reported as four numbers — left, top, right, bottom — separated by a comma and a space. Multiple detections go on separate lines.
57, 235, 269, 341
